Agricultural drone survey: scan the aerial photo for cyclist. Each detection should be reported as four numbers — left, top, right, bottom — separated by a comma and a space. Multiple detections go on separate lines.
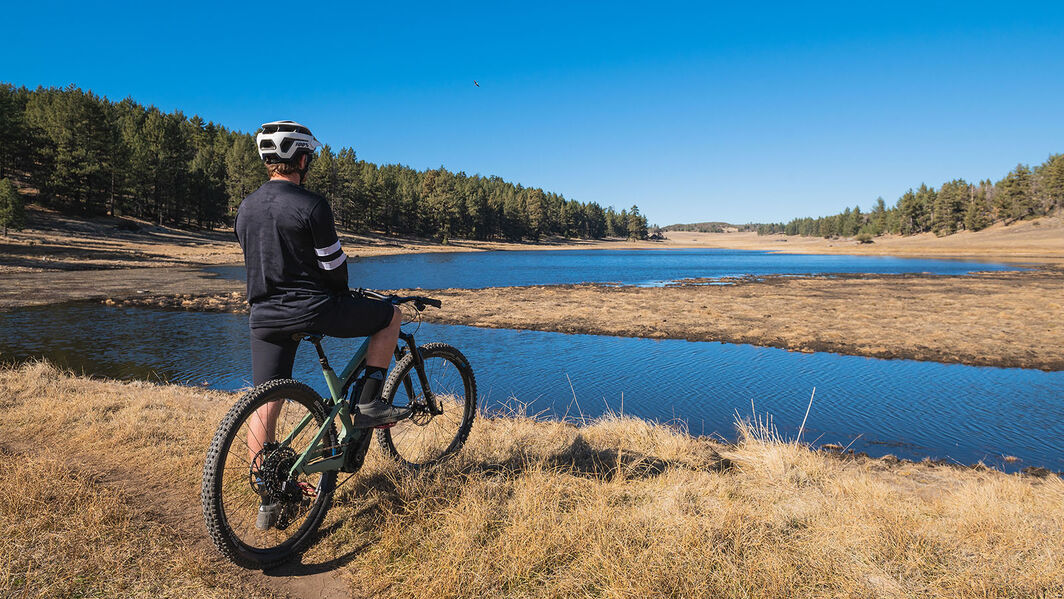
235, 121, 409, 460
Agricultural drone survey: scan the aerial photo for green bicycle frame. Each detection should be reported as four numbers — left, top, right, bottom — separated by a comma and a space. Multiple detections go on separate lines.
280, 335, 372, 477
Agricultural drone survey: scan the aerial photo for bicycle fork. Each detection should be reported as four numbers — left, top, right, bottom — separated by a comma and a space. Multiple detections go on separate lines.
398, 332, 443, 416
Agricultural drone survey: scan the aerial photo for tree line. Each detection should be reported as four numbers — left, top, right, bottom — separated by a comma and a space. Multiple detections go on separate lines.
0, 84, 648, 241
661, 221, 758, 233
756, 156, 1064, 238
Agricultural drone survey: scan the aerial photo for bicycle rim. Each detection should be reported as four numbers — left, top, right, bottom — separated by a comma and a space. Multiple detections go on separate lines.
380, 346, 475, 466
208, 385, 335, 562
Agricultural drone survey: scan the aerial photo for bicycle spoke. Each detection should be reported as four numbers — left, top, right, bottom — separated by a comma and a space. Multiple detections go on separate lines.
214, 393, 333, 554
380, 347, 474, 466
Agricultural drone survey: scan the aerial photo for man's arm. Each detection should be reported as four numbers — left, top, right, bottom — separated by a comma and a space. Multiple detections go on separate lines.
308, 199, 348, 292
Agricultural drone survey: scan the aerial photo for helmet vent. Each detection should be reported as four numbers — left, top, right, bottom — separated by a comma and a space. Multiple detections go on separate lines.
255, 120, 321, 163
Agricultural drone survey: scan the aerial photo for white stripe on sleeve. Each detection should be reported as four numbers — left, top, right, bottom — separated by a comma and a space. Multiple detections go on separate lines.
314, 240, 342, 257
317, 252, 347, 271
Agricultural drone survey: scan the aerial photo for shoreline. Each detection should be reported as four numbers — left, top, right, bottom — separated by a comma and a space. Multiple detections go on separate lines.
94, 267, 1064, 372
4, 210, 1062, 371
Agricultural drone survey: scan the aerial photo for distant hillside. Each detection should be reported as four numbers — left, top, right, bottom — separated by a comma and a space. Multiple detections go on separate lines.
757, 155, 1063, 239
662, 221, 759, 233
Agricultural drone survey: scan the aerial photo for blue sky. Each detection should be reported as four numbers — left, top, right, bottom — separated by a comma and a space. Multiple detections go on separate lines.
8, 1, 1064, 225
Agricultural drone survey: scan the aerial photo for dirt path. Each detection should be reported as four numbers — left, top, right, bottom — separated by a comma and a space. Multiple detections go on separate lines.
0, 364, 359, 599
0, 436, 355, 599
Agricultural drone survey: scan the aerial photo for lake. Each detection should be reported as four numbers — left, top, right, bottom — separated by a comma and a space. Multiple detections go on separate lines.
206, 248, 1017, 289
2, 302, 1060, 472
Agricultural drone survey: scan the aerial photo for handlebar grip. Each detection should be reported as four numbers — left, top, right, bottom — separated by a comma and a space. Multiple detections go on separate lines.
353, 288, 440, 309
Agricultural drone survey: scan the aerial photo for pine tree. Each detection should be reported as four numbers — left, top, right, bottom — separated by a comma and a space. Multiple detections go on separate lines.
225, 135, 265, 215
524, 188, 548, 240
0, 178, 25, 236
1035, 154, 1064, 214
996, 164, 1033, 222
627, 205, 648, 239
871, 197, 887, 234
963, 188, 990, 232
933, 179, 968, 235
0, 85, 32, 180
305, 145, 341, 224
898, 189, 922, 234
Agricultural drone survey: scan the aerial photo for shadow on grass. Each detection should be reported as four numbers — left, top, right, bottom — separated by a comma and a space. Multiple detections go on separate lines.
460, 433, 734, 481
263, 432, 734, 578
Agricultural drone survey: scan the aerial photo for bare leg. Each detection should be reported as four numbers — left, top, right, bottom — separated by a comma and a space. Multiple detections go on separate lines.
247, 306, 400, 455
248, 400, 283, 463
366, 306, 402, 369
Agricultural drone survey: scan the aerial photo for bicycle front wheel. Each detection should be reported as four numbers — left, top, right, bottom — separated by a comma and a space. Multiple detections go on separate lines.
377, 342, 476, 467
201, 379, 337, 569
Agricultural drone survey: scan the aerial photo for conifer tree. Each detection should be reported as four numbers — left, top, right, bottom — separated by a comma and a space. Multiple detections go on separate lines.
627, 205, 648, 239
871, 197, 888, 234
996, 164, 1033, 222
933, 179, 968, 235
0, 178, 25, 236
963, 189, 990, 232
1035, 154, 1064, 214
225, 135, 265, 215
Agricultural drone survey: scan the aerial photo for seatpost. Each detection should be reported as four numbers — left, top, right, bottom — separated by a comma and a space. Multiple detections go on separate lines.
307, 335, 330, 370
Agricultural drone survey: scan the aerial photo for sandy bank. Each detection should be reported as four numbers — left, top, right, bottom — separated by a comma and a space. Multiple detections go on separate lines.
0, 206, 677, 276
2, 362, 1061, 597
0, 207, 672, 308
669, 216, 1064, 263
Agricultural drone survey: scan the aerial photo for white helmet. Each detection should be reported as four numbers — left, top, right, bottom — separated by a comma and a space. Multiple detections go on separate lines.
256, 120, 322, 164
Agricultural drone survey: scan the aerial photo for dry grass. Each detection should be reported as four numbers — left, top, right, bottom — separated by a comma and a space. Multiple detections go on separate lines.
0, 452, 272, 599
0, 362, 276, 599
407, 268, 1064, 370
2, 362, 1063, 598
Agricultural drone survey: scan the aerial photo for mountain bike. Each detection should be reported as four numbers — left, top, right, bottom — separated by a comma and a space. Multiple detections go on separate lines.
201, 290, 476, 569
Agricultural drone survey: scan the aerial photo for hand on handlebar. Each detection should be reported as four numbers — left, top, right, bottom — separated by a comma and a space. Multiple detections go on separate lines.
352, 288, 442, 310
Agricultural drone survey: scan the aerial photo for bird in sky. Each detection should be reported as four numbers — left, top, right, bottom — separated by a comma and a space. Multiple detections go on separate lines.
473, 80, 479, 87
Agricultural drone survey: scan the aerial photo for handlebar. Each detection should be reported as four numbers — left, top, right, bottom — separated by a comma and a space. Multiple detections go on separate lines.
353, 288, 442, 310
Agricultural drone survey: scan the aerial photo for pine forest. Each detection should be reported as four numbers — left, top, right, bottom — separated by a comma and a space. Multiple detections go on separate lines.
0, 84, 649, 241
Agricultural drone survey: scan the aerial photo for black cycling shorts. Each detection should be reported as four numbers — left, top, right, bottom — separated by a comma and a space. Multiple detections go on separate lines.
250, 293, 395, 386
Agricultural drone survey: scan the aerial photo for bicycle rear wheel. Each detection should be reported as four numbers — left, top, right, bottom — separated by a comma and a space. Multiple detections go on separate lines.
377, 343, 476, 467
201, 379, 337, 569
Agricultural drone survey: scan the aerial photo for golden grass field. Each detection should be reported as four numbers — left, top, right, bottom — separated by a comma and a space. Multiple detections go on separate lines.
2, 362, 1062, 598
667, 216, 1064, 264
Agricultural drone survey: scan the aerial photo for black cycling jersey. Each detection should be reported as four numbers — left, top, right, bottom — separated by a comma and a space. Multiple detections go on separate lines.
235, 179, 348, 328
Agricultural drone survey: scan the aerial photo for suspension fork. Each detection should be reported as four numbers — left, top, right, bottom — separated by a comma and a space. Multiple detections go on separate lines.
398, 332, 442, 415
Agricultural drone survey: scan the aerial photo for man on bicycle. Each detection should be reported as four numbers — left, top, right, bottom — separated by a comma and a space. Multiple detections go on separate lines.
235, 120, 408, 434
